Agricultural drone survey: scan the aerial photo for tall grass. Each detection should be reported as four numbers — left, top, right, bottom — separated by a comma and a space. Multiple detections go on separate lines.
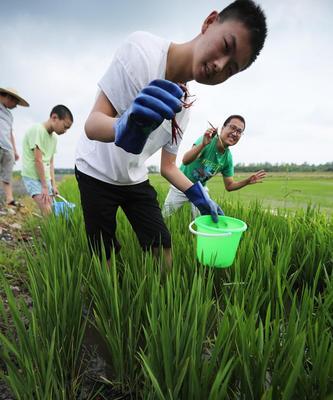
0, 177, 332, 399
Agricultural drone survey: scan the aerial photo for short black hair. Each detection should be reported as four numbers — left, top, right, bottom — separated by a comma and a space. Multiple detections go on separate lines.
50, 104, 73, 122
219, 0, 267, 69
223, 114, 246, 129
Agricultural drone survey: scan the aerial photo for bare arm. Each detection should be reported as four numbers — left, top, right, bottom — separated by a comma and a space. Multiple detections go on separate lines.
34, 147, 48, 189
223, 170, 267, 192
50, 157, 59, 195
160, 149, 194, 192
10, 130, 19, 161
84, 91, 118, 142
182, 143, 205, 165
34, 147, 52, 201
182, 128, 216, 165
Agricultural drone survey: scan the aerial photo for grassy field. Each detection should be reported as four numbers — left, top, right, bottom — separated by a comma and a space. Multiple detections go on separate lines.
0, 174, 332, 399
150, 171, 333, 215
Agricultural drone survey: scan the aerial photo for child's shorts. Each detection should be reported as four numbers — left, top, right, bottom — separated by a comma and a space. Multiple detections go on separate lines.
22, 176, 53, 197
0, 147, 15, 183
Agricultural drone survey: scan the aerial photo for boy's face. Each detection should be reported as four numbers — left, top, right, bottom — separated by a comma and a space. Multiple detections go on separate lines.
51, 114, 73, 135
219, 118, 245, 147
193, 13, 252, 85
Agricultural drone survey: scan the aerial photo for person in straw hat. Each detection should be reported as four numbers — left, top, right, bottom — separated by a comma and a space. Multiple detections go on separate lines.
0, 87, 29, 207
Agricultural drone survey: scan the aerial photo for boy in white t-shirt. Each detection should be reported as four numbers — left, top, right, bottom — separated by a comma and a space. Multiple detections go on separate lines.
75, 0, 267, 268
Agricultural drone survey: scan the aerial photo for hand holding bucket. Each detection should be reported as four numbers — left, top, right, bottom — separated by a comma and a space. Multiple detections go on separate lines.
189, 215, 247, 268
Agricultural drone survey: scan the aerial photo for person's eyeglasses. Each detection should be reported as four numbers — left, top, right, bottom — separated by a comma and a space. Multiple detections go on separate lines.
225, 123, 244, 136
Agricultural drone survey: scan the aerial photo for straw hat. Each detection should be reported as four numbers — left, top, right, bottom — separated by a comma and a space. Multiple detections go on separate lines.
0, 87, 29, 107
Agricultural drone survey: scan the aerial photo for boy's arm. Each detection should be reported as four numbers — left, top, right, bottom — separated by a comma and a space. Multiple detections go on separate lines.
161, 149, 193, 191
34, 147, 51, 199
223, 170, 267, 192
182, 143, 205, 165
85, 91, 118, 142
161, 149, 223, 222
10, 130, 19, 161
50, 157, 59, 196
182, 128, 216, 165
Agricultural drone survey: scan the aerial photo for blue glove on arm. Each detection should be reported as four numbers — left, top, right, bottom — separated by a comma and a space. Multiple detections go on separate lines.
115, 79, 183, 154
184, 181, 224, 223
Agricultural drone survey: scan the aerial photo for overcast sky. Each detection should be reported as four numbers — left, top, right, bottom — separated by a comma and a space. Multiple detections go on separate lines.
2, 0, 332, 169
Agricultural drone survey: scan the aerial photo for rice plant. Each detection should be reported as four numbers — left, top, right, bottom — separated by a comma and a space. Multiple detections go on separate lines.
0, 177, 332, 399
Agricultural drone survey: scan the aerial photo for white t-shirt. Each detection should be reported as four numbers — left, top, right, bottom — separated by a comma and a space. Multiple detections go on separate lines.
75, 31, 190, 185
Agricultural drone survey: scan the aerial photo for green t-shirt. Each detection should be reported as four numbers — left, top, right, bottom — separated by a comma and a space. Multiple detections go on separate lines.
21, 123, 57, 180
180, 135, 234, 185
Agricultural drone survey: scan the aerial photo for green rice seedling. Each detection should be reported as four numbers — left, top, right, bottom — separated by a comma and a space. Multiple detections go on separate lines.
290, 209, 333, 287
222, 303, 274, 398
0, 197, 90, 398
0, 272, 67, 399
87, 250, 159, 394
300, 271, 333, 398
207, 198, 333, 398
140, 269, 235, 400
2, 176, 332, 398
266, 291, 329, 399
25, 244, 87, 388
217, 296, 301, 398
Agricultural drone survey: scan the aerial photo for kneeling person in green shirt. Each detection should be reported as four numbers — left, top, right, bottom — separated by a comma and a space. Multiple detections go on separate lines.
21, 105, 73, 215
163, 115, 266, 217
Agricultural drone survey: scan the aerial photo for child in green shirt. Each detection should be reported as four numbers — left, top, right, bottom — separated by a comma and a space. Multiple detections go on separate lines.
21, 105, 73, 215
163, 115, 266, 217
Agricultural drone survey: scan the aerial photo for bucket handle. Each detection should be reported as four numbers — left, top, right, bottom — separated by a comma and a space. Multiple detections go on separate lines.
55, 194, 69, 204
189, 221, 232, 237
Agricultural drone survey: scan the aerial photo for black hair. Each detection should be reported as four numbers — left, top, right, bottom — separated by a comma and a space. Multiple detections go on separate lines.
223, 114, 246, 129
50, 104, 73, 122
219, 0, 267, 69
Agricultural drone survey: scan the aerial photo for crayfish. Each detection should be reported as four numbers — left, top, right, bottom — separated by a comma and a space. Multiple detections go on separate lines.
171, 83, 196, 144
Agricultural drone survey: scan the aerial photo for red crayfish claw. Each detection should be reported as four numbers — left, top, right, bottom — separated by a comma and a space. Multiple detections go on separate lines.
171, 83, 196, 145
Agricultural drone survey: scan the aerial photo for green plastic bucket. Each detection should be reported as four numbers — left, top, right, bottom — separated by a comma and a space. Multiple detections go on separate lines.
189, 215, 247, 268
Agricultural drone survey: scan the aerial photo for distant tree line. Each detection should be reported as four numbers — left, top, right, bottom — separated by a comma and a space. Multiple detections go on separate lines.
233, 162, 333, 172
147, 162, 333, 174
13, 163, 333, 177
54, 168, 75, 175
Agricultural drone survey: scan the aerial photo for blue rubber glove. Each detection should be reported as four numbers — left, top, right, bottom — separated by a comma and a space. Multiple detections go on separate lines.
115, 79, 183, 154
185, 181, 224, 223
